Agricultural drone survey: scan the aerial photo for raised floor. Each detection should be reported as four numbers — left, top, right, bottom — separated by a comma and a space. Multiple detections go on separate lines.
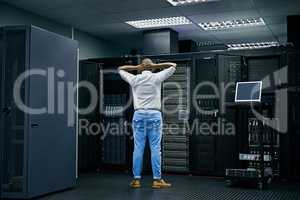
39, 173, 300, 200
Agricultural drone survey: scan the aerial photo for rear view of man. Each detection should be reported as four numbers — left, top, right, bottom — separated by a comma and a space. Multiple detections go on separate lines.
118, 58, 176, 189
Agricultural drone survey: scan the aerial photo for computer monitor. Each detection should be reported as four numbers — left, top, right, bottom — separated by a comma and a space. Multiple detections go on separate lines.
235, 81, 262, 102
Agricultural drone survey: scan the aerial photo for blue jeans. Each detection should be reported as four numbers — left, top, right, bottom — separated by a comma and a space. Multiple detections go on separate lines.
132, 110, 162, 180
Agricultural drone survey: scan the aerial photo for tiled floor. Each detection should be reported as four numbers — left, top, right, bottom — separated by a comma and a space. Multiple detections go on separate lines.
39, 173, 300, 200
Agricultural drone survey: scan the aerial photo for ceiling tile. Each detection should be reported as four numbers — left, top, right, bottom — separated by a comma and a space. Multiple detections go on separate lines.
189, 10, 261, 24
263, 15, 287, 25
83, 0, 171, 14
114, 7, 182, 22
256, 1, 300, 17
252, 0, 296, 9
3, 0, 86, 12
212, 27, 275, 44
268, 24, 287, 36
178, 0, 254, 16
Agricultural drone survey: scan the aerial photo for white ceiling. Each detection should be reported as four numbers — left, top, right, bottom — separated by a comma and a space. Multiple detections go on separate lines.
2, 0, 300, 49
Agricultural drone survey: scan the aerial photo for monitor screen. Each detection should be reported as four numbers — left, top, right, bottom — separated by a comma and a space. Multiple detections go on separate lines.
235, 81, 262, 102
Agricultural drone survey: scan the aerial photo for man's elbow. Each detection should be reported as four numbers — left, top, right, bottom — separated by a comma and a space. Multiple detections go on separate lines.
170, 63, 177, 68
171, 65, 176, 73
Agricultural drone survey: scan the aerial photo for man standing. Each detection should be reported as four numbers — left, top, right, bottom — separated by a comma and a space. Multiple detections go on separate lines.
118, 58, 176, 189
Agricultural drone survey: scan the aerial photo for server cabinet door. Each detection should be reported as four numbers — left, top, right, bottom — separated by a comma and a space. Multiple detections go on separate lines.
0, 29, 27, 196
100, 67, 130, 169
190, 58, 218, 174
162, 60, 190, 173
288, 52, 300, 86
0, 28, 3, 197
78, 61, 100, 171
216, 55, 243, 175
27, 27, 77, 197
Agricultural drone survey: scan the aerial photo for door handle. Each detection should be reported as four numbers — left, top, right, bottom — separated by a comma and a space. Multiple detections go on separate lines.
31, 123, 39, 128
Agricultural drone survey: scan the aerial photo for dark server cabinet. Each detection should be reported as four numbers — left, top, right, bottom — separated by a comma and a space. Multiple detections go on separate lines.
287, 50, 300, 87
101, 94, 127, 166
78, 61, 100, 171
0, 26, 78, 199
146, 54, 191, 173
289, 92, 300, 179
281, 91, 300, 179
190, 54, 245, 176
79, 57, 139, 172
217, 55, 245, 175
162, 60, 190, 173
99, 62, 133, 170
190, 56, 218, 175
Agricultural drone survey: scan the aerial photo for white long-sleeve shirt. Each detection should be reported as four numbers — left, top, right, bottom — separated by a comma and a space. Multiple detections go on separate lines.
119, 67, 176, 110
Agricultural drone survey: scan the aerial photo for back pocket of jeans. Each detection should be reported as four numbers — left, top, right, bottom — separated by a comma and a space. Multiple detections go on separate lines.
133, 119, 143, 128
152, 119, 161, 129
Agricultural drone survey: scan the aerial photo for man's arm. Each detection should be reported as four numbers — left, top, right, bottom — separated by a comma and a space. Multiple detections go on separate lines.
118, 62, 176, 72
118, 65, 139, 84
118, 65, 140, 72
148, 62, 177, 70
154, 63, 177, 82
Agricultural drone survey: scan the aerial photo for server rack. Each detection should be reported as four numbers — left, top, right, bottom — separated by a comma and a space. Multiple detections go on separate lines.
225, 54, 284, 189
98, 59, 135, 171
0, 26, 78, 199
162, 59, 190, 173
188, 53, 244, 176
78, 61, 100, 171
0, 27, 4, 199
277, 48, 300, 179
145, 54, 192, 173
287, 91, 300, 179
225, 103, 276, 189
101, 94, 127, 166
247, 55, 282, 179
78, 48, 294, 178
286, 50, 300, 87
79, 57, 139, 172
190, 54, 219, 175
216, 54, 245, 175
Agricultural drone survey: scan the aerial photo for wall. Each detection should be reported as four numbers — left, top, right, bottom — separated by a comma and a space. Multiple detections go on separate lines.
0, 2, 128, 59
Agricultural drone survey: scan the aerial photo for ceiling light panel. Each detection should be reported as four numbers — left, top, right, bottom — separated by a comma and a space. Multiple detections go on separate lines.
227, 42, 279, 50
199, 18, 265, 31
166, 0, 221, 6
126, 17, 192, 29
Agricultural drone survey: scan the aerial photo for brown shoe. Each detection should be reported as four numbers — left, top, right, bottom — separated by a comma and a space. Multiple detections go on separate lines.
130, 179, 141, 188
152, 179, 172, 189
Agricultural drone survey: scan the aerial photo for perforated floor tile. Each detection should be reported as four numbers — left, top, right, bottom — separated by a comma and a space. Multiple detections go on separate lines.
38, 173, 300, 200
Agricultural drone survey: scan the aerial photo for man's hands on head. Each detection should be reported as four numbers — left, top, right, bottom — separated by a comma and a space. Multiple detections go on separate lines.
118, 63, 150, 72
118, 65, 138, 72
150, 62, 177, 69
118, 62, 177, 72
140, 62, 177, 70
